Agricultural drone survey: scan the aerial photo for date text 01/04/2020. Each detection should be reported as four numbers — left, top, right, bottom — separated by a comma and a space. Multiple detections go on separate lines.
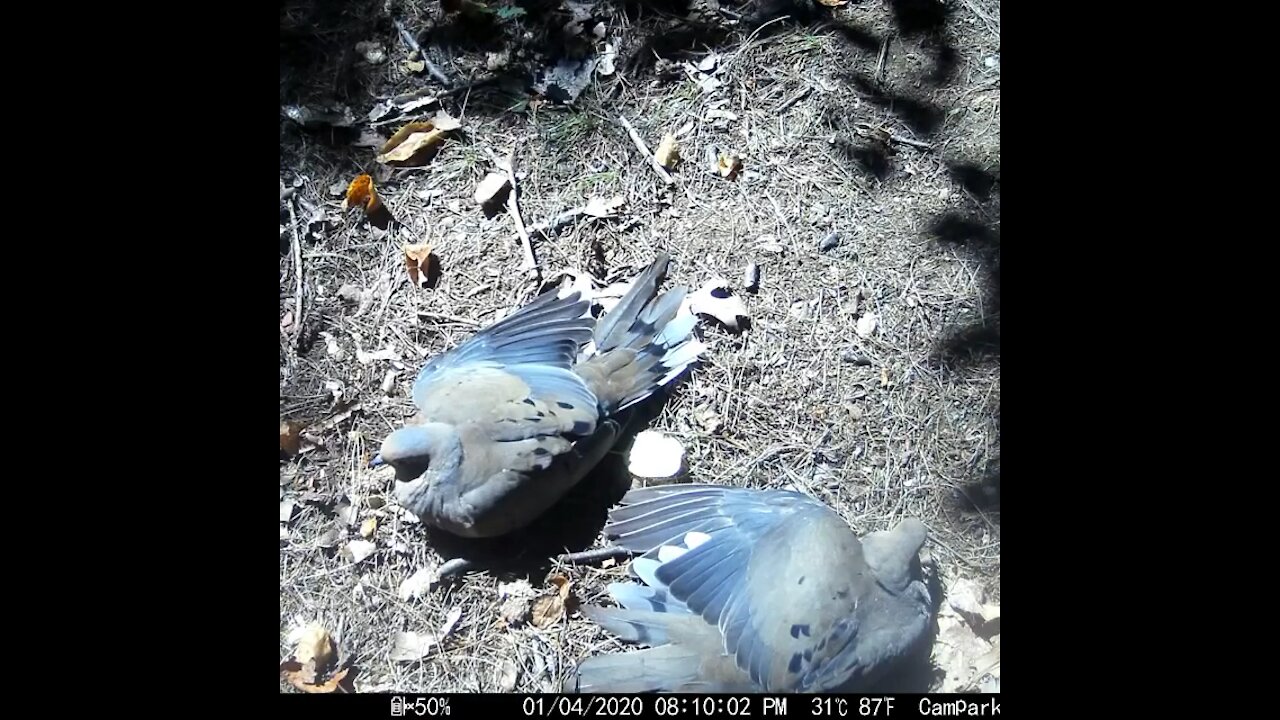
519, 696, 875, 717
520, 696, 778, 717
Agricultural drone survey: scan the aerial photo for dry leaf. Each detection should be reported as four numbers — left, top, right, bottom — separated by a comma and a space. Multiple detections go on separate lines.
530, 574, 573, 629
694, 407, 724, 434
377, 113, 461, 166
628, 430, 687, 480
655, 133, 680, 170
716, 152, 743, 179
856, 312, 878, 338
316, 527, 343, 548
405, 59, 426, 73
495, 658, 519, 692
402, 242, 435, 288
390, 607, 462, 662
343, 539, 377, 564
816, 0, 849, 5
583, 195, 626, 218
498, 579, 538, 626
280, 421, 304, 457
281, 622, 337, 687
688, 277, 749, 331
280, 498, 297, 524
398, 564, 440, 601
474, 172, 511, 207
359, 518, 377, 539
340, 174, 383, 215
880, 367, 892, 388
281, 660, 351, 693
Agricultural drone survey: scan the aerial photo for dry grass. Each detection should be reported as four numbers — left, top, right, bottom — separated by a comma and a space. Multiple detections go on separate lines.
280, 0, 1000, 694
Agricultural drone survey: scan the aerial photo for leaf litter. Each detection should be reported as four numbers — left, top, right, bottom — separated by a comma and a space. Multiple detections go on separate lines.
390, 607, 462, 662
280, 622, 352, 693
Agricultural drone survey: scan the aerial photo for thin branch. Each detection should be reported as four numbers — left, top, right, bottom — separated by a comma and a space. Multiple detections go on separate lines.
556, 546, 633, 566
393, 18, 452, 87
618, 115, 676, 185
490, 149, 539, 278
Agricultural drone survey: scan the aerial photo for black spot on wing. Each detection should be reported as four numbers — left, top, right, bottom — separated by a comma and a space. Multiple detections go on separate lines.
571, 420, 593, 435
790, 624, 811, 639
533, 447, 550, 456
556, 401, 574, 409
798, 576, 805, 585
788, 652, 803, 674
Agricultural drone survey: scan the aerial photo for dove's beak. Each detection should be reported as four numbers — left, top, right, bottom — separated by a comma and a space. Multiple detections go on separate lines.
369, 454, 384, 469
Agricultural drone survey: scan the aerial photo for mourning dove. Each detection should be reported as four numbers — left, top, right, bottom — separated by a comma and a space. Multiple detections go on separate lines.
564, 484, 933, 693
371, 254, 704, 539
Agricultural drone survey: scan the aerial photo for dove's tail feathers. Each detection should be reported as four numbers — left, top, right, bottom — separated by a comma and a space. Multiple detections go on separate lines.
563, 643, 708, 693
564, 609, 749, 693
577, 254, 705, 414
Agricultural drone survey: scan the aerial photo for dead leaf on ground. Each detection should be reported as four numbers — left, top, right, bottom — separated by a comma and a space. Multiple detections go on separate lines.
359, 518, 377, 539
498, 579, 538, 626
584, 195, 626, 218
390, 607, 462, 662
342, 539, 377, 564
402, 242, 436, 288
856, 312, 878, 338
530, 574, 573, 629
377, 113, 462, 166
655, 133, 680, 170
687, 277, 749, 331
281, 662, 352, 693
716, 152, 743, 179
280, 421, 305, 458
280, 498, 297, 524
496, 658, 520, 691
398, 564, 440, 601
816, 0, 849, 6
340, 174, 384, 216
280, 622, 343, 691
404, 59, 426, 74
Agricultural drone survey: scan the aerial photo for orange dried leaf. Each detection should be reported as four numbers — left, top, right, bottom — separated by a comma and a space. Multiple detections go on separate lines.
530, 574, 573, 629
402, 242, 434, 287
341, 174, 383, 215
280, 661, 352, 693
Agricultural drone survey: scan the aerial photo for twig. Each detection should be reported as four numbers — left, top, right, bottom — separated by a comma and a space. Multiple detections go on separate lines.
392, 18, 452, 87
855, 123, 933, 151
617, 115, 675, 185
417, 310, 483, 327
556, 546, 633, 566
775, 86, 811, 113
284, 183, 305, 348
491, 150, 539, 277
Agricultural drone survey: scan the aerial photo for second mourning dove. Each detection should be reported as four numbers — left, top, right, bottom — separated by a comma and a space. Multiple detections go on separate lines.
371, 254, 704, 538
563, 484, 934, 693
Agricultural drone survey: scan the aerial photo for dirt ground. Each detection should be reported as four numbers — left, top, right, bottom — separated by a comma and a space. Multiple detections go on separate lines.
280, 0, 999, 695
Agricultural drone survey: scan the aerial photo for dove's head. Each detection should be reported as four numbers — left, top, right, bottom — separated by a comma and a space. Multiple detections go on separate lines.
370, 426, 436, 482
